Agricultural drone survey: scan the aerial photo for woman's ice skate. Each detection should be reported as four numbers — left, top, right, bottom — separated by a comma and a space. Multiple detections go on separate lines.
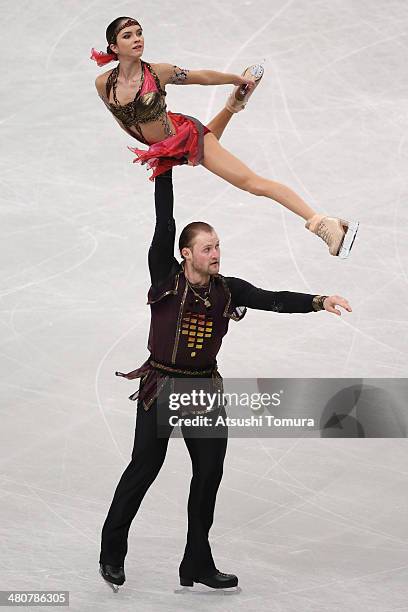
99, 563, 125, 593
305, 214, 359, 258
225, 64, 264, 113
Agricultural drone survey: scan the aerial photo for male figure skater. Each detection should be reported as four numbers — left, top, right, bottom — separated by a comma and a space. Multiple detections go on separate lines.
98, 168, 352, 592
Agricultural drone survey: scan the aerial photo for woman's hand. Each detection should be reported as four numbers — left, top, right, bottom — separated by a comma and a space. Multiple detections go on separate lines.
323, 295, 352, 316
231, 75, 256, 91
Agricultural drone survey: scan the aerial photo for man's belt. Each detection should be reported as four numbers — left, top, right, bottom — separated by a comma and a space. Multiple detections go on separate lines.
115, 357, 218, 381
115, 356, 221, 409
148, 359, 217, 377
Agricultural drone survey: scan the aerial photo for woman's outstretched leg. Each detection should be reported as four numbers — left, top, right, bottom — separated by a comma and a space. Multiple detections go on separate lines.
201, 132, 358, 257
206, 108, 234, 141
202, 132, 315, 220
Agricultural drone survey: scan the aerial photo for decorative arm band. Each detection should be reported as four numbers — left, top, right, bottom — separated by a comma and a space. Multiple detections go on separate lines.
312, 295, 328, 311
169, 66, 190, 84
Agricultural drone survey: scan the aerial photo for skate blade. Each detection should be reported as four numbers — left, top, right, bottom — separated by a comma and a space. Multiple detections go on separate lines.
239, 65, 264, 96
338, 221, 359, 259
99, 568, 120, 593
250, 65, 264, 80
180, 583, 240, 592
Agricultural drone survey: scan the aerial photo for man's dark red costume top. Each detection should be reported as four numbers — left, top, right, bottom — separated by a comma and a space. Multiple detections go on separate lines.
116, 170, 324, 410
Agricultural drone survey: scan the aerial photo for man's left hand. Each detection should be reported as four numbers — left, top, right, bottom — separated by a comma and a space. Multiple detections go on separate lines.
324, 295, 352, 316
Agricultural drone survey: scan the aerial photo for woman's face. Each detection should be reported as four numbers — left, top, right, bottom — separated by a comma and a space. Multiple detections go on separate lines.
110, 23, 144, 58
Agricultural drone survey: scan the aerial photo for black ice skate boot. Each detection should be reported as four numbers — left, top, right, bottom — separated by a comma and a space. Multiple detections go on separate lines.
180, 570, 238, 589
99, 563, 125, 593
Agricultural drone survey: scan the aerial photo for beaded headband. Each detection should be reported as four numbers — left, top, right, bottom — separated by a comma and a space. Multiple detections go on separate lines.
108, 19, 140, 44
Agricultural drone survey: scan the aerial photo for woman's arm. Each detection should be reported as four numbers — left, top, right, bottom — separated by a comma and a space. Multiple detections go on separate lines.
153, 63, 253, 87
95, 73, 112, 104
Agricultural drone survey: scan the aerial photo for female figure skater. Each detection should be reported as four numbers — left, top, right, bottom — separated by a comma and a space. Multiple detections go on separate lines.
91, 16, 359, 258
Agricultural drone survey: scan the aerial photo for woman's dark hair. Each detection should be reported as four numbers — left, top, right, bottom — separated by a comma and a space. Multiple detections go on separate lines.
179, 222, 215, 258
105, 16, 141, 55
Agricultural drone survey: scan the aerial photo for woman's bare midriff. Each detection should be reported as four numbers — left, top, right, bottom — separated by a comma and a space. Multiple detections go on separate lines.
126, 113, 177, 145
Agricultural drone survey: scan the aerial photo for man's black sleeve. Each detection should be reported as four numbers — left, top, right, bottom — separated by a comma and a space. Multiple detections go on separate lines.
225, 276, 317, 313
148, 169, 180, 287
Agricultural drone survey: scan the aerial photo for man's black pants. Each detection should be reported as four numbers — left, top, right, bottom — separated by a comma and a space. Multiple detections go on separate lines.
99, 397, 228, 579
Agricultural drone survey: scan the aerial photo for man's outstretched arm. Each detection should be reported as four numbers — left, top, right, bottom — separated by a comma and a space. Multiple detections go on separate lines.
225, 277, 351, 315
148, 169, 180, 288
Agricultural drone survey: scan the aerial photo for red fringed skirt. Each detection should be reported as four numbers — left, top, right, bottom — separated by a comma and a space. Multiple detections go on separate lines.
128, 111, 211, 181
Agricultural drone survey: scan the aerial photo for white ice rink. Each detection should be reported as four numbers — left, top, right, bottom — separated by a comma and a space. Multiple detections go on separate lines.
1, 0, 408, 610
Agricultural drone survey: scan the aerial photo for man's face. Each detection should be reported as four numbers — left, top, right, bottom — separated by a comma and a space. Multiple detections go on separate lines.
184, 231, 220, 276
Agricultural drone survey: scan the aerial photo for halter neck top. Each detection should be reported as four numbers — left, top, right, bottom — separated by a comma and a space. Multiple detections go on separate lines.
105, 61, 168, 144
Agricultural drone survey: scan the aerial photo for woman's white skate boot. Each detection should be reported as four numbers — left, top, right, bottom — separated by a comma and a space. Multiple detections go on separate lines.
305, 214, 359, 258
225, 64, 264, 113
